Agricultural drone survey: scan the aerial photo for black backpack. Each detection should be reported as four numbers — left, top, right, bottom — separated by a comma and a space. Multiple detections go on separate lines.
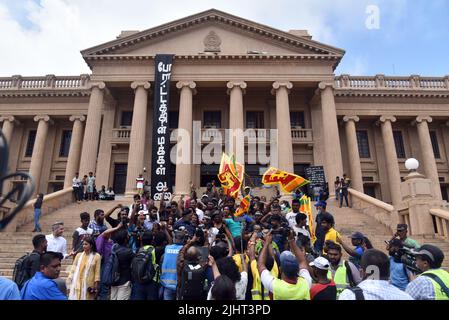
13, 252, 38, 289
131, 246, 156, 284
180, 263, 207, 300
102, 244, 121, 286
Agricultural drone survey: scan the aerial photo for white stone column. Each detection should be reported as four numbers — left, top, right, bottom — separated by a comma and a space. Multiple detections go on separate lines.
29, 115, 52, 196
0, 116, 17, 145
343, 116, 363, 193
379, 116, 402, 205
174, 81, 196, 196
319, 82, 343, 196
414, 116, 442, 199
64, 115, 86, 188
125, 81, 151, 196
272, 81, 294, 174
227, 81, 246, 163
79, 82, 105, 176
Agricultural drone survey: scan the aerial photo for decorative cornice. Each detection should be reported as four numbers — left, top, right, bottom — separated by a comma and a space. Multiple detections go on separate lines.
271, 81, 293, 95
0, 91, 91, 98
176, 81, 197, 95
131, 81, 151, 90
343, 115, 360, 123
69, 115, 86, 122
379, 115, 397, 123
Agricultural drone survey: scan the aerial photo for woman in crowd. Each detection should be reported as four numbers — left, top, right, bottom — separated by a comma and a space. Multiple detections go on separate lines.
66, 236, 101, 300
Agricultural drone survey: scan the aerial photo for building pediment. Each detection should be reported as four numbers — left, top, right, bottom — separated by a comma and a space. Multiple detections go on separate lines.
81, 9, 344, 68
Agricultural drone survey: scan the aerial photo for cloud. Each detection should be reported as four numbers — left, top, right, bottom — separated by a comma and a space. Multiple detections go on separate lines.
0, 0, 446, 76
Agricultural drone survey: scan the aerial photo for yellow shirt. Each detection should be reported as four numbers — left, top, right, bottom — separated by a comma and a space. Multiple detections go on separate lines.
324, 228, 340, 244
232, 254, 250, 273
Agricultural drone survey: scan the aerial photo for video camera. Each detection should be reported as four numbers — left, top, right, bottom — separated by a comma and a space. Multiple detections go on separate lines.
398, 247, 421, 274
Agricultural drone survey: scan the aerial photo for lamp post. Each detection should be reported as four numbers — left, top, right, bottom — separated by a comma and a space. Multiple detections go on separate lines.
404, 158, 424, 180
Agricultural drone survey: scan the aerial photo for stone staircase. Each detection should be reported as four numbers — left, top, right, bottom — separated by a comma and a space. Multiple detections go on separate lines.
0, 199, 126, 279
325, 200, 449, 271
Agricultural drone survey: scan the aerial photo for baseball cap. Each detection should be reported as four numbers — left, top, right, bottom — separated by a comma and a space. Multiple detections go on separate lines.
412, 244, 444, 267
309, 256, 330, 270
255, 211, 263, 216
397, 224, 408, 231
350, 232, 365, 240
280, 251, 299, 278
314, 201, 327, 208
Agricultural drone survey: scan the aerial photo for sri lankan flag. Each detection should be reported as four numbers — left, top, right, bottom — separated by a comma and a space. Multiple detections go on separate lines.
217, 153, 244, 198
262, 167, 309, 193
235, 195, 251, 217
300, 195, 316, 243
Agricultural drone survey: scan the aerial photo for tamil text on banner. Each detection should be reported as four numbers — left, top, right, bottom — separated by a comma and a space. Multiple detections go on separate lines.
235, 195, 251, 217
217, 153, 244, 198
151, 54, 175, 201
262, 167, 309, 193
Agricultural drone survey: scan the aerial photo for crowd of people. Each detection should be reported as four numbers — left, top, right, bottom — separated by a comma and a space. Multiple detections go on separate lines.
1, 181, 449, 301
71, 172, 115, 203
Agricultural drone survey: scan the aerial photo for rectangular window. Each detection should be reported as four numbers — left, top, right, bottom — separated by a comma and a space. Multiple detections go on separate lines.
356, 130, 371, 158
25, 130, 37, 157
393, 131, 406, 159
120, 111, 133, 126
290, 111, 305, 128
59, 130, 72, 157
246, 111, 264, 129
203, 111, 221, 128
430, 131, 441, 159
168, 111, 179, 129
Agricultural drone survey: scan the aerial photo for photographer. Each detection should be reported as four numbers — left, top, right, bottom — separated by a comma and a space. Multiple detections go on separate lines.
173, 208, 195, 237
406, 244, 449, 300
388, 239, 413, 291
389, 224, 420, 250
159, 229, 185, 300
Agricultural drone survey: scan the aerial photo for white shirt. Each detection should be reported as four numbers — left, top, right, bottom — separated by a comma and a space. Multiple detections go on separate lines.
195, 208, 204, 222
72, 177, 81, 188
207, 271, 248, 300
292, 225, 310, 239
339, 279, 414, 300
286, 211, 297, 228
260, 268, 312, 293
46, 234, 68, 258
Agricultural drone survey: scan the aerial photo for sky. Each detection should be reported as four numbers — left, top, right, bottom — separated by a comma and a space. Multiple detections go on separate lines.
0, 0, 448, 77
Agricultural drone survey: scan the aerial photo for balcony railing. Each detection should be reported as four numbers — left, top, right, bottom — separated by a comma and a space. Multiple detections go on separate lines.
335, 75, 449, 90
0, 75, 90, 90
112, 128, 313, 144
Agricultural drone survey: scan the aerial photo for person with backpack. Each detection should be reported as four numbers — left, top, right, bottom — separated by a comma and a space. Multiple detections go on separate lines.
339, 249, 413, 300
130, 231, 158, 300
326, 242, 362, 298
160, 230, 185, 300
32, 193, 44, 232
406, 244, 449, 300
13, 234, 47, 290
177, 232, 211, 300
106, 228, 135, 300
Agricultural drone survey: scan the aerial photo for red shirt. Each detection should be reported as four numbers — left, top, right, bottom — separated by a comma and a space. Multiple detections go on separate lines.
310, 280, 337, 300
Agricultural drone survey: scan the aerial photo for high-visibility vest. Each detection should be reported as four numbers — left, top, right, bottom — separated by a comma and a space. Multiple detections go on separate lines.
272, 277, 310, 300
420, 269, 449, 300
251, 262, 279, 300
328, 261, 349, 297
160, 244, 182, 290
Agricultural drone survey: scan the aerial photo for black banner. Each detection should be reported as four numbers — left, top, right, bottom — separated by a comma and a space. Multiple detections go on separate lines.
304, 165, 327, 188
151, 54, 174, 201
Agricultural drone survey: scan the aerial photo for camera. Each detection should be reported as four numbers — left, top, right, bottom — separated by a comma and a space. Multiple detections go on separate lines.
397, 247, 421, 274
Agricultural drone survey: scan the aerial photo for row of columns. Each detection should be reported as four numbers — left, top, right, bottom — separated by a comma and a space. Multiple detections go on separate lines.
343, 114, 442, 205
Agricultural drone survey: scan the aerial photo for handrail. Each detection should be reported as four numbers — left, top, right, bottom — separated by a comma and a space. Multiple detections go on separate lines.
0, 75, 90, 90
429, 208, 449, 220
349, 188, 395, 212
335, 75, 449, 90
429, 208, 449, 239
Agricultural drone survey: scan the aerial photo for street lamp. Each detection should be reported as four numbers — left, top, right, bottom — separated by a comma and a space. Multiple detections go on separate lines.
405, 158, 419, 172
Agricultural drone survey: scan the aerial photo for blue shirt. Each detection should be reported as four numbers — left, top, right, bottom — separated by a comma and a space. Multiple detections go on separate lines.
390, 257, 410, 291
21, 272, 67, 300
349, 246, 364, 267
0, 276, 21, 300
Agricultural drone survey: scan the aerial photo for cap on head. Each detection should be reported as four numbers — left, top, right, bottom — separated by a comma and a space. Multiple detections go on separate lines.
350, 232, 365, 240
314, 200, 327, 208
397, 224, 408, 231
309, 256, 330, 271
280, 251, 299, 278
412, 244, 444, 268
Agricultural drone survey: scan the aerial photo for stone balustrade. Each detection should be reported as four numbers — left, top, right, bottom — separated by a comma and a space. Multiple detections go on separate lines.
429, 208, 449, 240
0, 75, 90, 90
335, 75, 449, 90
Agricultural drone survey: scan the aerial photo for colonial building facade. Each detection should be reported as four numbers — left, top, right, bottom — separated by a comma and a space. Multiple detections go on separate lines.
1, 9, 449, 204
